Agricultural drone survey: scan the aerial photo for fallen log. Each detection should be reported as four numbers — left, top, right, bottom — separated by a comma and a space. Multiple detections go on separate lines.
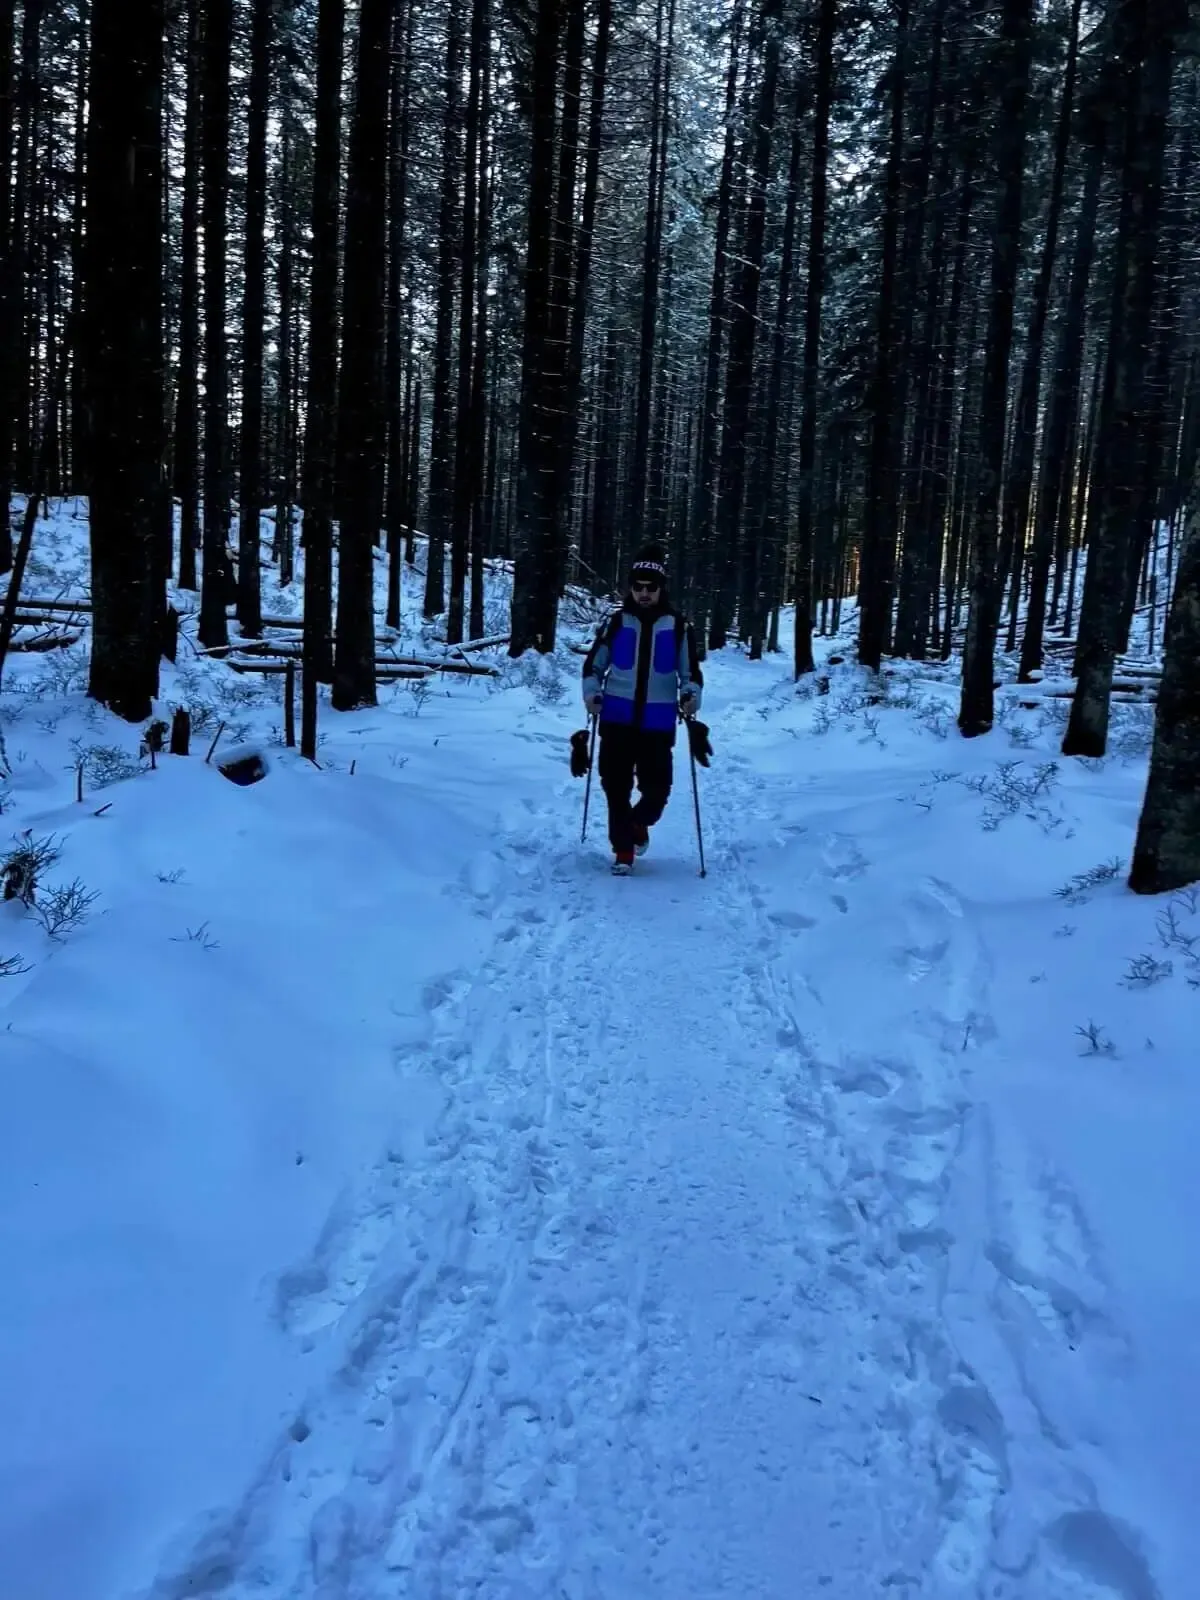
1029, 688, 1157, 705
1058, 696, 1154, 706
222, 639, 497, 676
227, 658, 435, 680
14, 608, 87, 626
10, 629, 82, 652
1018, 676, 1159, 695
16, 597, 93, 613
377, 654, 498, 677
451, 634, 510, 655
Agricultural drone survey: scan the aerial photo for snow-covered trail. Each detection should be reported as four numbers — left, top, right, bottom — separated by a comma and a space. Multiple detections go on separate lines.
140, 715, 1140, 1600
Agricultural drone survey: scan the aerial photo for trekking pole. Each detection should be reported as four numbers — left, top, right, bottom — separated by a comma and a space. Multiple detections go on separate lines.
580, 713, 598, 843
685, 716, 707, 878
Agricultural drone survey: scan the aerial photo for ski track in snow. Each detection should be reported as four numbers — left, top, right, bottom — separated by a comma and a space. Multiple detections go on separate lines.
140, 746, 1160, 1600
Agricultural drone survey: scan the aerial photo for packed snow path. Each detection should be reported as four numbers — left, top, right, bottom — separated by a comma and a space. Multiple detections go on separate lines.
145, 734, 1162, 1600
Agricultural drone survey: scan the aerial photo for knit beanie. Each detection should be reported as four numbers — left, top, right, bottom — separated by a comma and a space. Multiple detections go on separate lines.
629, 542, 668, 585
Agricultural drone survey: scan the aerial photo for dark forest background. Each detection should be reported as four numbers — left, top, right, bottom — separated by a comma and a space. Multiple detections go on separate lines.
1, 0, 1198, 887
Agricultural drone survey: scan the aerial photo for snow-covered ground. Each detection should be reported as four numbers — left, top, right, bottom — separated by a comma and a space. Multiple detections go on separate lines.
0, 502, 1195, 1600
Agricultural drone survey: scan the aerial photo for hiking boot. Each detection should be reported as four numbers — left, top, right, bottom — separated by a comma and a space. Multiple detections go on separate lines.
612, 851, 635, 876
632, 821, 650, 857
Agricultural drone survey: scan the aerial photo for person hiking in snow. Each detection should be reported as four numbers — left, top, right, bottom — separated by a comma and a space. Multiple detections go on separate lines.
581, 544, 704, 875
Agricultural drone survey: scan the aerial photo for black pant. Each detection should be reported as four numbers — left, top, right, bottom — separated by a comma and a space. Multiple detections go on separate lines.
598, 725, 674, 854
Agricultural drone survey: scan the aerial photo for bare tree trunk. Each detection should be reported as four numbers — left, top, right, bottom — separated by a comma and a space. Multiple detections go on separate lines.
333, 0, 393, 710
1001, 0, 1083, 655
275, 78, 297, 588
710, 0, 781, 650
564, 0, 612, 580
236, 0, 272, 637
688, 0, 743, 646
423, 0, 462, 620
857, 0, 910, 671
448, 0, 486, 644
1129, 502, 1200, 891
627, 0, 673, 550
545, 0, 587, 600
0, 0, 16, 573
198, 0, 232, 648
468, 7, 491, 640
794, 0, 836, 679
1064, 0, 1185, 756
175, 0, 201, 590
384, 0, 412, 631
84, 0, 166, 720
957, 0, 1034, 736
509, 0, 561, 654
300, 0, 344, 755
1021, 130, 1103, 676
746, 75, 803, 661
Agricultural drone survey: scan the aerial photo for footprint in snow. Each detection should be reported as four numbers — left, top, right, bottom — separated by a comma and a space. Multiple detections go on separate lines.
929, 1374, 1012, 1590
768, 909, 818, 931
821, 831, 869, 881
1039, 1509, 1162, 1600
985, 1147, 1115, 1358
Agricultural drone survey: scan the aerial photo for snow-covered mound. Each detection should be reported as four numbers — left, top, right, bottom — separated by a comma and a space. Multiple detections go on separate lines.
0, 501, 1194, 1600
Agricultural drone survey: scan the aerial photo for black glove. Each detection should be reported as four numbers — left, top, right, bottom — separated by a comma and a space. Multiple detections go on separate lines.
686, 718, 713, 767
569, 728, 592, 778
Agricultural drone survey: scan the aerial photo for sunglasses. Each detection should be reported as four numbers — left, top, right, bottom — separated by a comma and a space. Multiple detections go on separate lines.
631, 579, 661, 593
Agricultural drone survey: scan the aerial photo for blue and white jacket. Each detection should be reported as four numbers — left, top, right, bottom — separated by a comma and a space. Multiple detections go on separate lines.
582, 600, 704, 739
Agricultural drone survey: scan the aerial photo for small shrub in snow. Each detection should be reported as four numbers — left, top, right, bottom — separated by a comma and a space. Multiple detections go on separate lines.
967, 760, 1063, 833
1122, 954, 1174, 989
173, 921, 219, 952
217, 676, 269, 710
1159, 886, 1199, 922
69, 739, 143, 790
2, 832, 62, 905
406, 678, 433, 716
1036, 699, 1071, 738
1108, 703, 1156, 759
0, 954, 30, 977
905, 768, 960, 813
1154, 894, 1200, 986
534, 670, 567, 707
156, 868, 186, 885
514, 651, 568, 708
915, 700, 952, 739
186, 702, 220, 734
173, 665, 214, 707
857, 711, 886, 749
1075, 1020, 1116, 1058
1, 832, 96, 940
1055, 858, 1123, 905
33, 879, 99, 939
29, 645, 89, 697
